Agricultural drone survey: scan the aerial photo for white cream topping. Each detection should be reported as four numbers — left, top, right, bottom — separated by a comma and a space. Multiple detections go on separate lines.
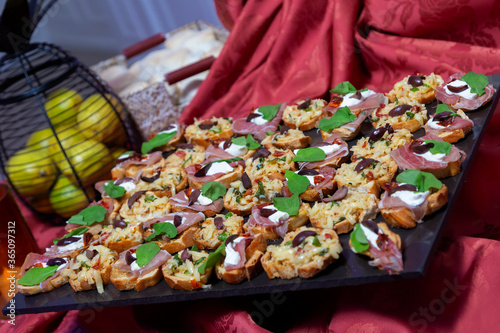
265, 204, 290, 224
359, 223, 380, 251
56, 235, 84, 252
427, 117, 446, 129
42, 262, 66, 271
130, 250, 167, 271
416, 151, 447, 162
223, 237, 245, 266
165, 217, 187, 226
218, 141, 248, 156
249, 108, 269, 125
445, 80, 477, 99
118, 152, 132, 160
339, 89, 376, 108
206, 161, 234, 176
157, 124, 178, 135
317, 144, 341, 156
390, 188, 429, 207
295, 171, 316, 186
196, 193, 214, 205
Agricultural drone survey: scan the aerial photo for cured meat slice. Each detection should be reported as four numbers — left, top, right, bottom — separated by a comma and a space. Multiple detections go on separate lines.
232, 103, 286, 140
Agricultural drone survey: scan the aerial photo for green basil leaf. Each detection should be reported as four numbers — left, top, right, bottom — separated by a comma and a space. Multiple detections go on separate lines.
194, 257, 205, 265
218, 231, 228, 241
312, 235, 321, 247
201, 181, 227, 201
53, 226, 88, 245
198, 242, 225, 273
231, 136, 246, 146
245, 135, 261, 149
292, 147, 326, 162
424, 140, 452, 155
136, 242, 161, 267
145, 222, 178, 241
330, 81, 357, 95
350, 224, 369, 253
192, 243, 199, 251
259, 103, 281, 121
359, 88, 368, 92
285, 170, 310, 195
141, 131, 177, 155
18, 266, 59, 286
255, 180, 266, 199
68, 205, 107, 226
461, 72, 489, 96
396, 170, 442, 193
273, 194, 300, 216
435, 104, 459, 117
318, 107, 356, 132
102, 180, 126, 199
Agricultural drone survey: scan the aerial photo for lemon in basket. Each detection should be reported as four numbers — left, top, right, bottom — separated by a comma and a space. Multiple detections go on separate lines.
77, 94, 126, 145
44, 88, 82, 129
26, 128, 54, 150
49, 175, 90, 218
48, 128, 112, 184
5, 148, 57, 196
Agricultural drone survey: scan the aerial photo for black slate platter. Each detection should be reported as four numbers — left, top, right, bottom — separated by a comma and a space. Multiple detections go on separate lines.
4, 74, 500, 315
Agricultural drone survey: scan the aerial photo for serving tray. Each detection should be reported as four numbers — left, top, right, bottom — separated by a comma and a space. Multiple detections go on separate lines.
4, 74, 500, 315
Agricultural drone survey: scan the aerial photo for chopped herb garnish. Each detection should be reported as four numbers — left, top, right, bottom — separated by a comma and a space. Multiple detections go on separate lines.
312, 235, 321, 247
255, 180, 266, 199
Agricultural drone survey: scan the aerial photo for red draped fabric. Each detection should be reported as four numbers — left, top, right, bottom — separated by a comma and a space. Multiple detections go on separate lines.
3, 0, 500, 331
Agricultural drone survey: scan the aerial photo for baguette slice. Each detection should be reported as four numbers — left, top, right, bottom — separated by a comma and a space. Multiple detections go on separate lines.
163, 250, 212, 290
381, 184, 448, 228
215, 233, 267, 284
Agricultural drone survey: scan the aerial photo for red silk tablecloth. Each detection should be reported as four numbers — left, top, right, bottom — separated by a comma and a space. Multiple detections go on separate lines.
3, 0, 500, 332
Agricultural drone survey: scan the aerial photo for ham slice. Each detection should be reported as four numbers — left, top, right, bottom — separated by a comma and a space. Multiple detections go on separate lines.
185, 159, 243, 184
169, 189, 224, 214
435, 72, 496, 111
142, 212, 205, 234
342, 108, 371, 133
225, 236, 253, 271
112, 245, 171, 279
205, 145, 235, 160
300, 134, 348, 169
379, 190, 428, 222
367, 235, 404, 275
95, 177, 136, 195
324, 93, 386, 115
423, 114, 474, 136
247, 203, 289, 238
114, 151, 163, 171
390, 133, 466, 171
283, 166, 336, 199
20, 253, 69, 289
232, 103, 286, 140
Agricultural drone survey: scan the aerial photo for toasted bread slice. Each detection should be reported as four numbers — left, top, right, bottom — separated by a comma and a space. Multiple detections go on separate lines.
164, 144, 206, 169
184, 117, 233, 147
111, 266, 164, 291
193, 214, 244, 250
381, 184, 448, 228
163, 250, 212, 290
188, 165, 244, 190
223, 177, 284, 216
320, 126, 359, 142
261, 227, 342, 279
119, 190, 172, 222
245, 148, 296, 182
386, 73, 444, 105
350, 128, 413, 162
17, 254, 70, 295
309, 188, 379, 234
144, 225, 198, 254
135, 166, 188, 196
261, 129, 311, 150
244, 203, 309, 240
372, 98, 427, 133
282, 99, 327, 131
64, 245, 118, 293
300, 182, 337, 202
215, 233, 267, 284
100, 223, 144, 253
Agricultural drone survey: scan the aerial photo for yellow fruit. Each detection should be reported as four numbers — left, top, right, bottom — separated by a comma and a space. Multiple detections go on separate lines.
26, 128, 54, 150
77, 94, 126, 145
49, 175, 91, 218
6, 148, 57, 196
44, 89, 82, 129
109, 147, 127, 160
48, 128, 113, 184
